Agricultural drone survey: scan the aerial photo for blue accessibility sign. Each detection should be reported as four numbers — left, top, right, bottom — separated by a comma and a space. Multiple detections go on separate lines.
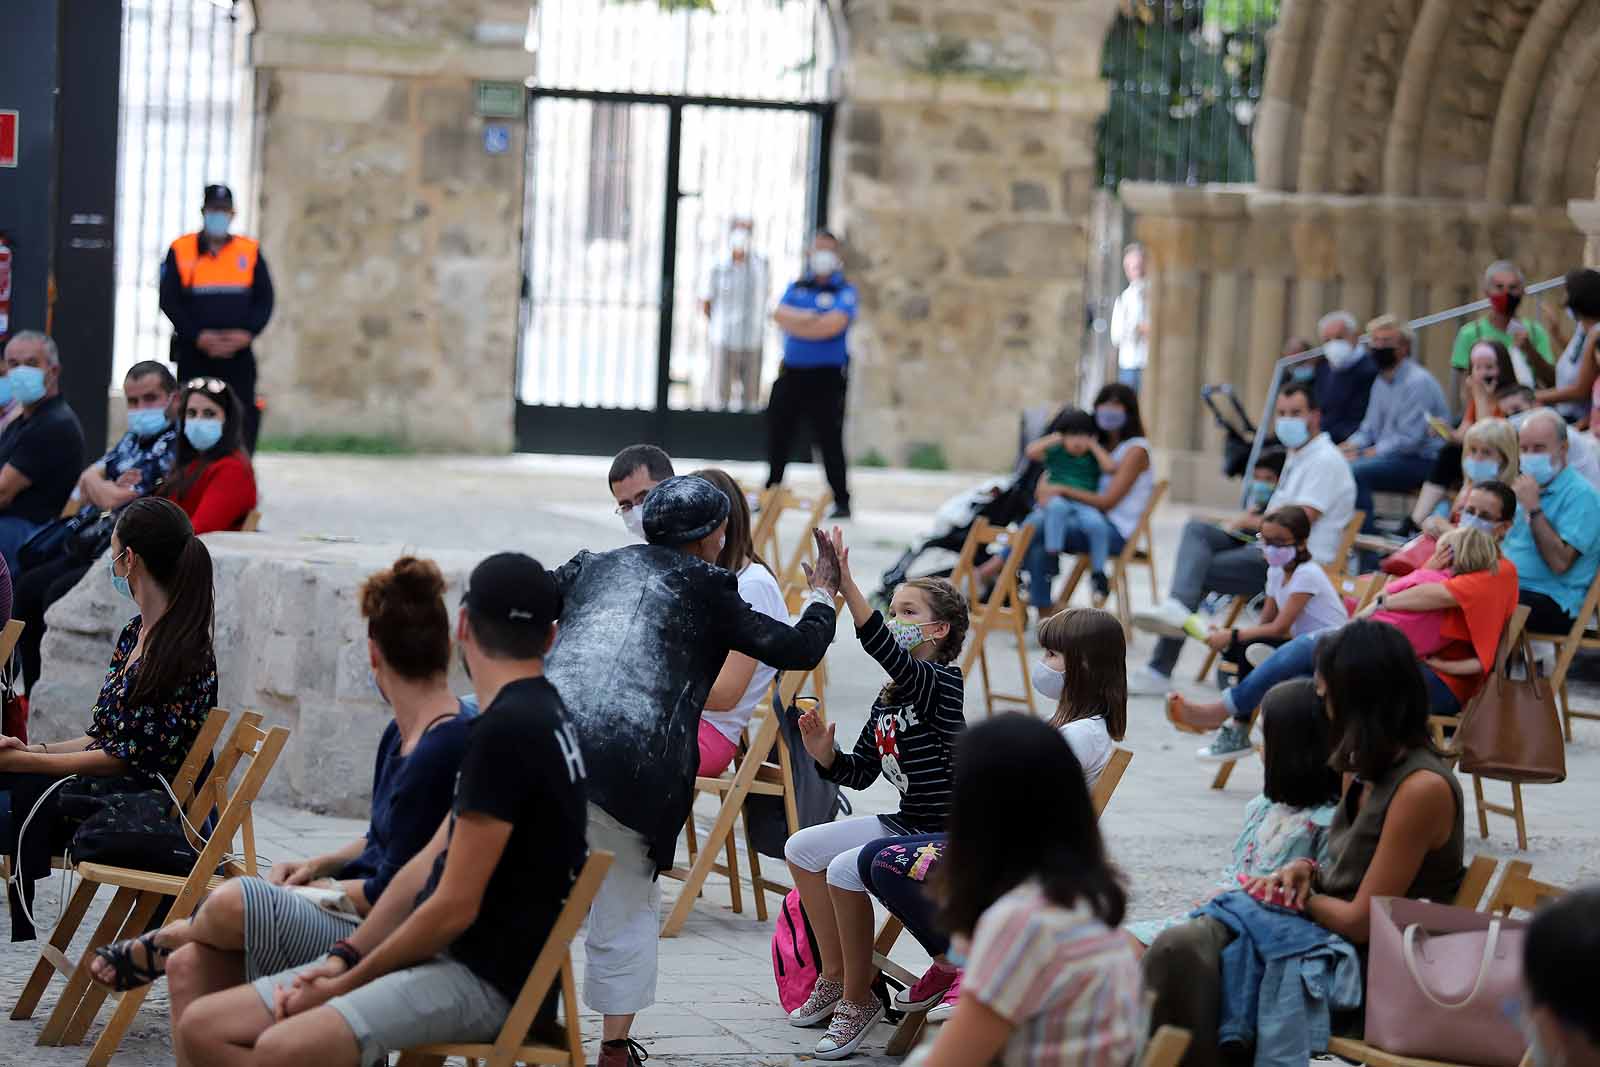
483, 124, 511, 155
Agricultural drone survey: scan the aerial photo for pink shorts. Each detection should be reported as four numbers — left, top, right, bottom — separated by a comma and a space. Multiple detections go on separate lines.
697, 718, 739, 777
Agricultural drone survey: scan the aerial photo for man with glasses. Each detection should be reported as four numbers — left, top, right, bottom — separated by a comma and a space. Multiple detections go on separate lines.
608, 444, 675, 541
159, 183, 274, 451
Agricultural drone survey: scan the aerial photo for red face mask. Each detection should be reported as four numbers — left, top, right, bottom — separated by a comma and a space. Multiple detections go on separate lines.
1489, 290, 1522, 317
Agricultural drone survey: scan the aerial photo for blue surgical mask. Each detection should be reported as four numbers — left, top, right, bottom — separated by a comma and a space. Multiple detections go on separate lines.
1246, 479, 1275, 510
1461, 457, 1499, 484
1274, 416, 1310, 449
1459, 512, 1496, 534
1094, 406, 1126, 432
127, 407, 170, 438
202, 211, 231, 239
886, 616, 930, 652
9, 365, 47, 406
1291, 366, 1316, 382
108, 549, 133, 600
0, 376, 12, 408
1522, 453, 1559, 487
184, 417, 225, 452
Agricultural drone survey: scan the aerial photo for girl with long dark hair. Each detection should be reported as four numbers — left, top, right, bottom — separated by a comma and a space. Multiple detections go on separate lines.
159, 377, 257, 534
692, 468, 786, 776
0, 497, 218, 937
901, 715, 1141, 1067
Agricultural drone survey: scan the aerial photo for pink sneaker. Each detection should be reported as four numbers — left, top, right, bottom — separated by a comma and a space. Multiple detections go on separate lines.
894, 962, 959, 1012
924, 970, 962, 1023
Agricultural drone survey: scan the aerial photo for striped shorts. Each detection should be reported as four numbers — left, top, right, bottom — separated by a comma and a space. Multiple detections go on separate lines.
239, 876, 360, 982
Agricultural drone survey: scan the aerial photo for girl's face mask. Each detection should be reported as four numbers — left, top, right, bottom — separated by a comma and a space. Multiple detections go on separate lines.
886, 616, 932, 652
1031, 659, 1065, 700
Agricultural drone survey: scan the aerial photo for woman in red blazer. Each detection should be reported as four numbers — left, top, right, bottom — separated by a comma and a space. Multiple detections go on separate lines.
160, 377, 257, 534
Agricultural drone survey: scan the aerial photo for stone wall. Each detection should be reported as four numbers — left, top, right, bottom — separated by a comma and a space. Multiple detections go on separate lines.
833, 0, 1117, 473
248, 0, 532, 452
33, 535, 480, 816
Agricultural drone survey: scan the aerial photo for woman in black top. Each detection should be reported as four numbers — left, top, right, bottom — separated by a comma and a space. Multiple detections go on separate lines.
1, 497, 216, 938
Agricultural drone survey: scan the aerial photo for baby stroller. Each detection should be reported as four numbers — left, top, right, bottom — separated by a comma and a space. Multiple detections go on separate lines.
1201, 384, 1257, 479
873, 407, 1055, 601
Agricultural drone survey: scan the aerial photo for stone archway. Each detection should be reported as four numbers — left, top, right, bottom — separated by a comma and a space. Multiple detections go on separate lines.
1130, 0, 1600, 501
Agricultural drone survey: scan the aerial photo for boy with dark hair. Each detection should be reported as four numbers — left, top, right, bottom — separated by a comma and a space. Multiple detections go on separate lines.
608, 443, 676, 540
178, 552, 589, 1067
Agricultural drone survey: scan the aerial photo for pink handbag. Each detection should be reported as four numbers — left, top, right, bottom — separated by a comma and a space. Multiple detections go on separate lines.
1365, 897, 1528, 1067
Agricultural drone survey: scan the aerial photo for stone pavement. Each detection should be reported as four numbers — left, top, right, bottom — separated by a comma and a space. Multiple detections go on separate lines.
3, 453, 1598, 1066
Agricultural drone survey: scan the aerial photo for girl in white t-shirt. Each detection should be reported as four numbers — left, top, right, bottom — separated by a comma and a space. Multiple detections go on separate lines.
693, 469, 788, 776
1030, 607, 1127, 785
1197, 505, 1346, 679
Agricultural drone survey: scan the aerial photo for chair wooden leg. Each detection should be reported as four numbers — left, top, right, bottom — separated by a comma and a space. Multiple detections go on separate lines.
1059, 557, 1088, 608
886, 1009, 930, 1055
1511, 782, 1528, 851
977, 638, 996, 717
684, 812, 699, 866
12, 879, 99, 1021
64, 890, 163, 1049
744, 811, 769, 923
37, 886, 140, 1046
85, 981, 156, 1067
1210, 758, 1237, 791
1114, 565, 1133, 638
723, 830, 743, 916
1146, 552, 1160, 601
1472, 775, 1490, 841
1559, 682, 1573, 743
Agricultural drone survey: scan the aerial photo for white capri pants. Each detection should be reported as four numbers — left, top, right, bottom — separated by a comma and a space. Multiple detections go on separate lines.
784, 815, 892, 892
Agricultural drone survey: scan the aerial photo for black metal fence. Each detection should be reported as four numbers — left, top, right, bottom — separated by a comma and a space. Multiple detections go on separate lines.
1097, 0, 1277, 188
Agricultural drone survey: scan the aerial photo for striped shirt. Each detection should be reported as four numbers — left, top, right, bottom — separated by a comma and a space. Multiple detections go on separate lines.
965, 882, 1143, 1067
818, 611, 965, 833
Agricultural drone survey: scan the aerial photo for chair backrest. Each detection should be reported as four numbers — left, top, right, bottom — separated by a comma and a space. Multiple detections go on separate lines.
1453, 855, 1499, 910
166, 707, 231, 817
1090, 748, 1133, 818
186, 715, 284, 881
950, 519, 1034, 612
1139, 1025, 1192, 1067
1486, 860, 1566, 916
1341, 571, 1387, 614
777, 490, 834, 599
1121, 480, 1170, 562
1326, 510, 1366, 584
482, 851, 615, 1064
751, 487, 787, 568
0, 618, 26, 666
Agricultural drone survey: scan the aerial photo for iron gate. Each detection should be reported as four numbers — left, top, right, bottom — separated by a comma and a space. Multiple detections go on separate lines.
516, 0, 837, 459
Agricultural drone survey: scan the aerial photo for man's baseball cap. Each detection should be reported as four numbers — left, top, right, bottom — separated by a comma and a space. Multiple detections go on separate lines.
203, 184, 234, 209
462, 552, 561, 628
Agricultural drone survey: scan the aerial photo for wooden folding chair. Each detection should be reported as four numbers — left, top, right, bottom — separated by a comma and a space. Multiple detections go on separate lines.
1059, 481, 1170, 637
948, 519, 1036, 717
875, 750, 1133, 1055
662, 665, 819, 937
240, 509, 262, 532
1431, 605, 1527, 754
24, 714, 289, 1066
750, 486, 788, 569
774, 488, 834, 612
396, 851, 614, 1067
1456, 606, 1552, 851
1141, 1026, 1193, 1067
1323, 509, 1368, 587
1485, 859, 1566, 916
1526, 564, 1600, 742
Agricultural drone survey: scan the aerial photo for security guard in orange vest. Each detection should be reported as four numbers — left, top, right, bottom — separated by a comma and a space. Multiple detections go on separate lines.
159, 184, 274, 450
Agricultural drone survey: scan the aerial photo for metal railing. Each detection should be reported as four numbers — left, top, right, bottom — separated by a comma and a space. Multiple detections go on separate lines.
1238, 275, 1570, 508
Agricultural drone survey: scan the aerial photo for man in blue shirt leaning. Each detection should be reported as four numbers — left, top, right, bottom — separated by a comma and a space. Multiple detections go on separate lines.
766, 230, 856, 519
1339, 314, 1450, 532
1502, 408, 1600, 635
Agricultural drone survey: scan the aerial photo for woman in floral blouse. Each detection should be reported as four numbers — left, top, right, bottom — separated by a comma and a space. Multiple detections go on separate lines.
1, 497, 216, 938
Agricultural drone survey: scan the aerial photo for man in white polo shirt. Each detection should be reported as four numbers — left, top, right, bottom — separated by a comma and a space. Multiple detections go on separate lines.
1132, 380, 1356, 690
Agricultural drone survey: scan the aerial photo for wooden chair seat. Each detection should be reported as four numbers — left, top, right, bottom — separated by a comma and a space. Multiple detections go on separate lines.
69, 864, 228, 896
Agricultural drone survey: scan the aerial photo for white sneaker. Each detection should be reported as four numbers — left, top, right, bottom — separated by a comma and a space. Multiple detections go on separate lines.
1132, 599, 1195, 639
1128, 665, 1172, 696
1530, 641, 1556, 677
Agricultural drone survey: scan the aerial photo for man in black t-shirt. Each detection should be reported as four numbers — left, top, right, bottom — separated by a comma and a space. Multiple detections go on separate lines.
0, 332, 86, 576
177, 553, 588, 1067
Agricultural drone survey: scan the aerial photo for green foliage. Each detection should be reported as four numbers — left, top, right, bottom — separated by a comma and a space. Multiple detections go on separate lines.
257, 433, 415, 455
905, 442, 949, 471
856, 448, 890, 469
1096, 1, 1275, 187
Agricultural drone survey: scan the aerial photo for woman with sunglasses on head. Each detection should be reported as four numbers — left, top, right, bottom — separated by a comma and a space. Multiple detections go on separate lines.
159, 377, 257, 534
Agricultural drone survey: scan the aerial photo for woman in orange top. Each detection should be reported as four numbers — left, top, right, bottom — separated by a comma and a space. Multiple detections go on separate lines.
159, 377, 257, 534
1408, 340, 1518, 532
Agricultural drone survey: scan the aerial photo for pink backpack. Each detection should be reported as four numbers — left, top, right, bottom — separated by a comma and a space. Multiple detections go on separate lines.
771, 889, 822, 1012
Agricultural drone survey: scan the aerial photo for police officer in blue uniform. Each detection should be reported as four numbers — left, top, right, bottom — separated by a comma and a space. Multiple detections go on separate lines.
766, 231, 856, 518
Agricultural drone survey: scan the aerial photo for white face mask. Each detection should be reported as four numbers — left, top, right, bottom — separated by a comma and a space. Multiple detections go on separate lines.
730, 230, 751, 253
810, 250, 841, 276
622, 507, 646, 542
1031, 660, 1065, 701
1323, 338, 1359, 370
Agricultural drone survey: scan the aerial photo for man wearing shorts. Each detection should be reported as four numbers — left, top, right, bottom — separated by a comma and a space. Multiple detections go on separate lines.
177, 553, 588, 1067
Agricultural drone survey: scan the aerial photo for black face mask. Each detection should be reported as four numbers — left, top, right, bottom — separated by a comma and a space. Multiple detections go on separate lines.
1369, 346, 1399, 370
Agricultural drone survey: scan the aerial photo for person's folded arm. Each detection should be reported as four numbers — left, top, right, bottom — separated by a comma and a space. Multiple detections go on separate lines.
1378, 582, 1460, 613
1529, 512, 1580, 574
0, 464, 32, 510
1022, 432, 1063, 463
783, 310, 850, 340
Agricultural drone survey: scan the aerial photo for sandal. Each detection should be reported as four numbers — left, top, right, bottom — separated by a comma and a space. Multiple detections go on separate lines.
90, 931, 170, 991
1165, 693, 1208, 736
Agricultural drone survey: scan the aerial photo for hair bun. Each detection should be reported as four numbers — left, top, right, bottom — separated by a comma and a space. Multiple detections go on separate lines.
388, 556, 446, 599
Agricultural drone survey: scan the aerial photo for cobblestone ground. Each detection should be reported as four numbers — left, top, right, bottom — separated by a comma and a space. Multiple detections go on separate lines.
3, 454, 1597, 1066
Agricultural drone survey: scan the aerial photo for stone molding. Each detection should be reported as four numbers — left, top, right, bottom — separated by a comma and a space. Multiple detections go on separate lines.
252, 30, 532, 81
